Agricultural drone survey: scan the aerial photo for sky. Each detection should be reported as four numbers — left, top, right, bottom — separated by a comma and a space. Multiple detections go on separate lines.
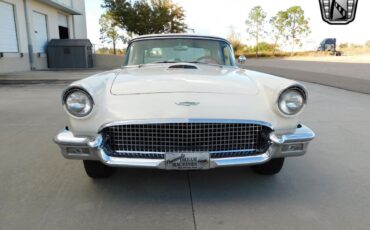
85, 0, 370, 51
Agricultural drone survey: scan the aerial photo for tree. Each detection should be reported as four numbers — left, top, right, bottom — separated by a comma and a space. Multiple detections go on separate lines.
245, 6, 267, 57
366, 40, 370, 48
99, 13, 120, 55
102, 0, 187, 35
284, 6, 310, 55
270, 11, 287, 56
227, 26, 243, 54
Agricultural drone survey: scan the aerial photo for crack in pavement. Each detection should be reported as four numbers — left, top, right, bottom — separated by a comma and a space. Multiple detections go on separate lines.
187, 172, 197, 230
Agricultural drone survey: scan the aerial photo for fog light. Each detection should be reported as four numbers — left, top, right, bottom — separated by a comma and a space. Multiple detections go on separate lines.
66, 147, 90, 155
282, 143, 304, 152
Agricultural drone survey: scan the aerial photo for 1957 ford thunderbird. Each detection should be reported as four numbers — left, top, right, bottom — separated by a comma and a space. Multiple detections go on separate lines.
54, 34, 315, 178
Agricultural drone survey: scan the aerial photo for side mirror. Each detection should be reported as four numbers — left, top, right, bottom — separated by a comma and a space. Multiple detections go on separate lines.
238, 55, 246, 64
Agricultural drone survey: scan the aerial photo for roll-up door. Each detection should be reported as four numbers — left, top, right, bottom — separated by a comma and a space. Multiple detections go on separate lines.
0, 2, 18, 52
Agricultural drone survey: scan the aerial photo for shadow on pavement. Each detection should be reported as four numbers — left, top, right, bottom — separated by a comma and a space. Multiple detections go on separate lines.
87, 166, 313, 205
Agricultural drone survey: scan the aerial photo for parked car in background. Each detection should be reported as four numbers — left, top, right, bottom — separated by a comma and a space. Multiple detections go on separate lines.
238, 55, 247, 64
54, 34, 315, 178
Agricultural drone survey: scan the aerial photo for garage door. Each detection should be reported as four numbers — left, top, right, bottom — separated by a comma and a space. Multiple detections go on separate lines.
0, 2, 18, 52
33, 12, 48, 53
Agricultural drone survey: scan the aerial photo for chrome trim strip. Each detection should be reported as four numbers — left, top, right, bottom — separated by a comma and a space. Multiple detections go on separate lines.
96, 149, 273, 169
211, 152, 272, 168
128, 35, 231, 46
124, 35, 235, 67
97, 149, 165, 168
98, 119, 273, 132
114, 149, 258, 156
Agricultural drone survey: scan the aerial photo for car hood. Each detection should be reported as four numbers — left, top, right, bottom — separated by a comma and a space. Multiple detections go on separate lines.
110, 64, 259, 95
68, 67, 300, 136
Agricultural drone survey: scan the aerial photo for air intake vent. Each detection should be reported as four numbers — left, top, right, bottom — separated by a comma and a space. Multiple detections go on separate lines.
168, 64, 198, 69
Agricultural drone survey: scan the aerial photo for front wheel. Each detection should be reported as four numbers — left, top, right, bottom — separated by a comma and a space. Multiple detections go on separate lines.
252, 158, 285, 175
83, 160, 116, 178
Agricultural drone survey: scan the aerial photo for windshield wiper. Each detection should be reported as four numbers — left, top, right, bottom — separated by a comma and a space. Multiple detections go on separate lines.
138, 60, 178, 68
151, 61, 178, 64
187, 61, 223, 67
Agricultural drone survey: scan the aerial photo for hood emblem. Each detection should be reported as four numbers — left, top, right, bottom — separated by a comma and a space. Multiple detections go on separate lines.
175, 101, 200, 107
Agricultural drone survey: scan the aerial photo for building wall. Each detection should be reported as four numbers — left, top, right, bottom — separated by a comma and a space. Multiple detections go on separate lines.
71, 0, 87, 39
0, 0, 87, 74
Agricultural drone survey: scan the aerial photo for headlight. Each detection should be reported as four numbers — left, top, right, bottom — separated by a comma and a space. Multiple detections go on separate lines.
63, 88, 94, 117
278, 87, 306, 116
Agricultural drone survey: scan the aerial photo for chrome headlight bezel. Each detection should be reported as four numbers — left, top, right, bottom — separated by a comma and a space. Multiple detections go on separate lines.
62, 87, 94, 118
277, 85, 307, 117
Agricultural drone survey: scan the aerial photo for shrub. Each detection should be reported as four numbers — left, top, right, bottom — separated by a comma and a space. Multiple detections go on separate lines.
339, 43, 348, 49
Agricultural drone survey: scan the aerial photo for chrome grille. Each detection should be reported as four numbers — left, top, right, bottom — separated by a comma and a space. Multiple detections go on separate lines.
101, 123, 271, 159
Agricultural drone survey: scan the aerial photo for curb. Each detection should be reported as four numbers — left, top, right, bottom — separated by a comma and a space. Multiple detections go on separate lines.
0, 79, 75, 85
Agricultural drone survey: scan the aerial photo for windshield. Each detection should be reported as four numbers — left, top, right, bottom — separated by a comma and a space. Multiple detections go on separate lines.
124, 38, 235, 66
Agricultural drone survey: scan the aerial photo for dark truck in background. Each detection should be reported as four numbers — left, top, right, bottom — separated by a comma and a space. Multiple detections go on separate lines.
317, 38, 343, 56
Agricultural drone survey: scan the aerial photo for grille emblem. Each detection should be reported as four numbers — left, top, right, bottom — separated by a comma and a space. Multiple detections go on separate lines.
175, 101, 200, 106
319, 0, 359, 24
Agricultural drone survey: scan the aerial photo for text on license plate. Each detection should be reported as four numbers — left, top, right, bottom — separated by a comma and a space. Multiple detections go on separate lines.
165, 152, 210, 170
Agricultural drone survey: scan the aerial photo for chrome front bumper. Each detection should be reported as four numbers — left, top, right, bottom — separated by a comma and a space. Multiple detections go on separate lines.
54, 124, 315, 169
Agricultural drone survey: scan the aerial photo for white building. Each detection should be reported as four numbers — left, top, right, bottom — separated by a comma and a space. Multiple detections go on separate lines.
0, 0, 87, 73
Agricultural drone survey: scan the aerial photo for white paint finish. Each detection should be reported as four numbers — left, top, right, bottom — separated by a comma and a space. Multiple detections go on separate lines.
57, 13, 68, 27
0, 1, 18, 52
64, 65, 301, 137
32, 11, 48, 53
111, 65, 259, 95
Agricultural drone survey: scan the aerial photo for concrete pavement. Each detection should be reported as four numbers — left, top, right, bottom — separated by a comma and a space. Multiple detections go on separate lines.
0, 83, 370, 230
0, 70, 103, 84
243, 59, 370, 94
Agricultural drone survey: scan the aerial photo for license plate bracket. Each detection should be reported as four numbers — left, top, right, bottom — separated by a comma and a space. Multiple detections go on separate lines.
165, 152, 210, 170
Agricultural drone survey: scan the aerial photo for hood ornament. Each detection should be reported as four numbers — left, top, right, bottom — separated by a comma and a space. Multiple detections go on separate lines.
175, 101, 200, 106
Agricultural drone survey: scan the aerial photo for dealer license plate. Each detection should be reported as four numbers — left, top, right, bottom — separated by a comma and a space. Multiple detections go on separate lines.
165, 152, 210, 170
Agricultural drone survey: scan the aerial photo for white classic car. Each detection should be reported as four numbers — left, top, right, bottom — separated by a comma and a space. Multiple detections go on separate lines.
54, 34, 315, 178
